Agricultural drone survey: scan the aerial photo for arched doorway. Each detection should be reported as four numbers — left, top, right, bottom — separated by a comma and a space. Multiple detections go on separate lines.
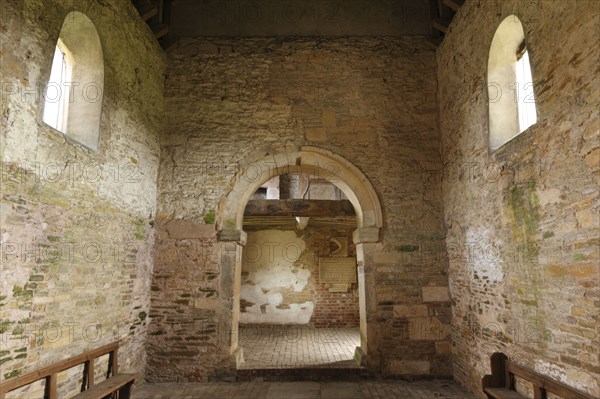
217, 147, 383, 370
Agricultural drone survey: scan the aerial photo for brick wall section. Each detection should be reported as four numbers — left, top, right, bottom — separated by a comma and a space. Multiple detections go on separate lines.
149, 37, 450, 381
146, 220, 221, 382
309, 289, 360, 328
437, 1, 599, 397
305, 225, 359, 328
0, 0, 165, 393
239, 225, 359, 328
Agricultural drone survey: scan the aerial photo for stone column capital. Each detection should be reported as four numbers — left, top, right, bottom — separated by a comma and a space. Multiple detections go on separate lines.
353, 227, 380, 244
219, 229, 247, 245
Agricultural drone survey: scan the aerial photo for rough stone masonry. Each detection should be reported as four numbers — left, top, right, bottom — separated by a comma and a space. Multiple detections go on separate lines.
148, 36, 449, 382
0, 0, 598, 398
437, 0, 599, 396
0, 0, 165, 397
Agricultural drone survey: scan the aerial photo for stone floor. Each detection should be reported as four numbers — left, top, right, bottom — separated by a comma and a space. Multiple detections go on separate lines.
131, 326, 481, 399
238, 325, 360, 369
131, 381, 479, 399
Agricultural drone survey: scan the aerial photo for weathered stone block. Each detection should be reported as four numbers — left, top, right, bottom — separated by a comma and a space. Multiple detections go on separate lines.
409, 317, 450, 340
352, 227, 380, 244
321, 109, 337, 127
584, 148, 600, 168
374, 252, 402, 264
422, 286, 449, 302
165, 220, 216, 239
544, 264, 598, 279
435, 341, 452, 355
393, 304, 429, 318
388, 360, 431, 375
305, 127, 327, 142
219, 229, 248, 244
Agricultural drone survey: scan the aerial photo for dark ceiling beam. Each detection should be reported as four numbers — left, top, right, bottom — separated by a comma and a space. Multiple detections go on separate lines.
131, 0, 174, 49
136, 4, 158, 21
244, 200, 356, 218
429, 0, 462, 48
442, 0, 464, 13
426, 37, 443, 50
432, 18, 450, 34
151, 23, 169, 39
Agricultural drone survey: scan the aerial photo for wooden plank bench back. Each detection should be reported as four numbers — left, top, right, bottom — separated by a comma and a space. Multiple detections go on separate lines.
0, 342, 135, 399
482, 352, 597, 399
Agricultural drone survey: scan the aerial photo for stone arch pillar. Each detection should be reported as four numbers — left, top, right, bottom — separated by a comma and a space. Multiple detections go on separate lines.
353, 227, 381, 368
217, 147, 383, 368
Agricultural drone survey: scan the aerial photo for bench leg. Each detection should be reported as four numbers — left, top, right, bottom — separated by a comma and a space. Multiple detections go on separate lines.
117, 381, 133, 399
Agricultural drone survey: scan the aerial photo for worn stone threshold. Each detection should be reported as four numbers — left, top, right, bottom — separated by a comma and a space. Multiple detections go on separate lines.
236, 369, 455, 383
236, 367, 375, 382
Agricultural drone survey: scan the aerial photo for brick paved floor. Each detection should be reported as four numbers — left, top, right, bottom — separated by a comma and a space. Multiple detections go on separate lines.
131, 380, 479, 399
238, 325, 360, 369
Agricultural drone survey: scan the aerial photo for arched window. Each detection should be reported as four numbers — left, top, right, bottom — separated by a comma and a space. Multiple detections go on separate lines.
488, 15, 537, 150
43, 11, 104, 152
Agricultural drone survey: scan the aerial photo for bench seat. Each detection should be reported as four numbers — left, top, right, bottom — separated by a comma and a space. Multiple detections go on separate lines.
484, 388, 527, 399
0, 342, 135, 399
72, 373, 135, 399
482, 353, 596, 399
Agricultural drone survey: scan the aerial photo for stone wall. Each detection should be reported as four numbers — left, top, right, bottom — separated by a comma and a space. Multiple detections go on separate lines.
0, 0, 165, 394
148, 37, 451, 381
240, 225, 359, 328
437, 1, 599, 397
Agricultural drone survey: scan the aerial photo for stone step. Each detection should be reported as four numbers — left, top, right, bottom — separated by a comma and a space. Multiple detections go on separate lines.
236, 367, 376, 382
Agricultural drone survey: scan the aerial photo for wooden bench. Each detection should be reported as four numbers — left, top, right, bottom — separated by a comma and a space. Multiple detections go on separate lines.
482, 352, 596, 399
0, 342, 135, 399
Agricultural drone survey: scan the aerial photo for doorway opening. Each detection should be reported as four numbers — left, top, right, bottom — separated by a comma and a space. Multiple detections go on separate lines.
238, 173, 360, 369
217, 147, 383, 371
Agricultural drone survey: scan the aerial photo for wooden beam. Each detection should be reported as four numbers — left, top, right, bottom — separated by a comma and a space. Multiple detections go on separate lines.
442, 0, 463, 12
432, 18, 450, 34
132, 0, 158, 21
244, 200, 356, 217
150, 23, 169, 39
426, 36, 443, 49
138, 5, 158, 21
